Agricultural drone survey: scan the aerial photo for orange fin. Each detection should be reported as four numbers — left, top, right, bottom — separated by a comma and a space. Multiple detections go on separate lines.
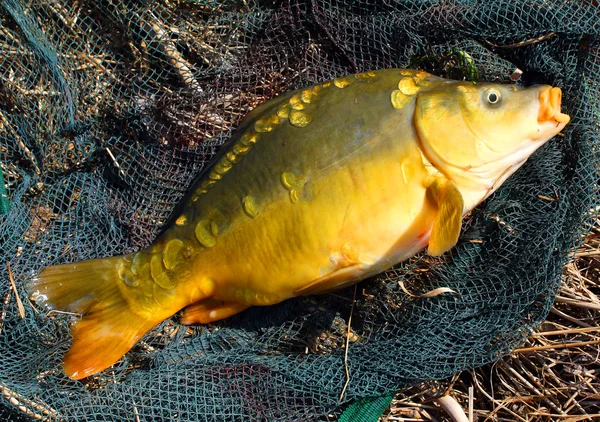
180, 298, 249, 324
294, 264, 366, 296
27, 257, 155, 380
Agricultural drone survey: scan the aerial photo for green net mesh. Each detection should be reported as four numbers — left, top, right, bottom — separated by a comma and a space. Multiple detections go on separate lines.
0, 0, 598, 420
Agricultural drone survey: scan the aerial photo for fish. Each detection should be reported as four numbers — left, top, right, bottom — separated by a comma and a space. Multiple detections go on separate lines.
27, 68, 570, 380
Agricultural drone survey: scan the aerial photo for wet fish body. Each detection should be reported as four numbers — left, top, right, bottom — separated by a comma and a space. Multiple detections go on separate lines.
28, 69, 570, 379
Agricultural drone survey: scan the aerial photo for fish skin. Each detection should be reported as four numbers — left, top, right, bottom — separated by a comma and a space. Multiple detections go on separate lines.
27, 69, 570, 379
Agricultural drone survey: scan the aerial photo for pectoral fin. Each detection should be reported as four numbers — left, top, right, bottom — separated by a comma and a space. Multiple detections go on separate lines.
180, 299, 249, 324
427, 177, 464, 256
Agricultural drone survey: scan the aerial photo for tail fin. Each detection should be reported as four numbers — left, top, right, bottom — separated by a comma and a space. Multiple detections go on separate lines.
27, 257, 155, 380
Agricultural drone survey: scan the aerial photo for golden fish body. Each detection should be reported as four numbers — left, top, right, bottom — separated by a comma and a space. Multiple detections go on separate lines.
28, 69, 570, 379
160, 70, 437, 308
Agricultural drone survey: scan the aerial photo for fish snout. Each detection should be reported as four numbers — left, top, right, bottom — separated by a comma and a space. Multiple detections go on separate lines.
538, 86, 570, 125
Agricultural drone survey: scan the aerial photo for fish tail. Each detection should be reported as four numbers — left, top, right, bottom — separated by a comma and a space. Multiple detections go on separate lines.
27, 256, 155, 380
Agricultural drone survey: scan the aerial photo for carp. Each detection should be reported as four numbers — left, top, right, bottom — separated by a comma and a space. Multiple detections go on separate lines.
28, 69, 570, 379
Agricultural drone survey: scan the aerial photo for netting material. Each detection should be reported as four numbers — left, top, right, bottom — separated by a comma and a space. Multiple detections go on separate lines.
0, 0, 598, 420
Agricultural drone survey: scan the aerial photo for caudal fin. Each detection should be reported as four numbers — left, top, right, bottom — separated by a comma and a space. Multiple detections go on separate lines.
27, 257, 155, 380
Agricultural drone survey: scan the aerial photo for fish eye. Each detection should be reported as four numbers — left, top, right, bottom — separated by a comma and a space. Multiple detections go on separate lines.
486, 89, 501, 105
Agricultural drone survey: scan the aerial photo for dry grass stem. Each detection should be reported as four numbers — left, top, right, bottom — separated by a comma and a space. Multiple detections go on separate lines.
467, 386, 473, 422
0, 384, 57, 419
105, 147, 126, 180
133, 404, 140, 422
0, 111, 41, 179
0, 291, 11, 336
531, 326, 600, 337
483, 32, 557, 48
339, 284, 358, 403
554, 296, 600, 311
550, 307, 593, 328
136, 11, 203, 93
514, 339, 600, 353
6, 262, 24, 319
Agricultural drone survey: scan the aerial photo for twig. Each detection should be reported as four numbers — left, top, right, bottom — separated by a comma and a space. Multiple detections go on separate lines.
339, 284, 357, 403
489, 214, 514, 233
574, 250, 600, 258
565, 265, 597, 287
137, 11, 203, 93
389, 401, 440, 411
521, 355, 569, 400
133, 404, 140, 422
559, 283, 599, 303
563, 390, 580, 410
44, 2, 118, 82
514, 357, 566, 413
0, 290, 11, 335
468, 386, 473, 422
0, 111, 41, 179
483, 32, 556, 48
0, 383, 57, 419
6, 262, 24, 319
531, 326, 600, 337
555, 296, 600, 311
0, 163, 9, 215
499, 360, 566, 416
471, 370, 528, 422
105, 147, 126, 180
550, 307, 592, 328
527, 414, 600, 421
514, 340, 600, 353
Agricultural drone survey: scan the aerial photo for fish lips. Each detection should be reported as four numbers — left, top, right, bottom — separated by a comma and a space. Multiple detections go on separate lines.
537, 86, 570, 126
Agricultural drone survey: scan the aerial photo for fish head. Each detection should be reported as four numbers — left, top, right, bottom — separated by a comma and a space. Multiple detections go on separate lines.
414, 81, 570, 207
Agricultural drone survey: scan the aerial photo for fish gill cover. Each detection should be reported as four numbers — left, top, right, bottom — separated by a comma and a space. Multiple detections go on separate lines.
0, 0, 598, 420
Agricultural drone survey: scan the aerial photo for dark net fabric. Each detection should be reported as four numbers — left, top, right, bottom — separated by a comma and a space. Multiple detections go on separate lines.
0, 0, 598, 420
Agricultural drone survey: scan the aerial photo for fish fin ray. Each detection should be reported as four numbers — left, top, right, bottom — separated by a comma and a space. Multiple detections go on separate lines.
294, 264, 365, 296
427, 177, 464, 256
27, 257, 155, 380
180, 299, 249, 324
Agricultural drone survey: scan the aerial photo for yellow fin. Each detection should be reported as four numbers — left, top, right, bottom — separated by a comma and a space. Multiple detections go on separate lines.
180, 298, 249, 324
294, 264, 366, 296
27, 257, 155, 380
427, 177, 464, 256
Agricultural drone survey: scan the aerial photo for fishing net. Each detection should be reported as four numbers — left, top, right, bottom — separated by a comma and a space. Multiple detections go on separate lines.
0, 0, 598, 420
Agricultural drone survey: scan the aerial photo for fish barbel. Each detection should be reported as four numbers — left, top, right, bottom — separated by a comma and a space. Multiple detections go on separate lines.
28, 69, 570, 379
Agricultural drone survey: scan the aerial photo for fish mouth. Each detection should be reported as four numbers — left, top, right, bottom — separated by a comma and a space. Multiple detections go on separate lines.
538, 86, 570, 125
